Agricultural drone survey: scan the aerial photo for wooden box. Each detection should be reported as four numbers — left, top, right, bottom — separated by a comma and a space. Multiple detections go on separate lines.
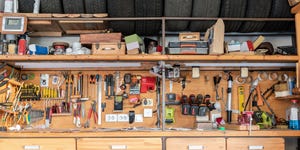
80, 33, 122, 44
92, 42, 126, 55
179, 32, 200, 41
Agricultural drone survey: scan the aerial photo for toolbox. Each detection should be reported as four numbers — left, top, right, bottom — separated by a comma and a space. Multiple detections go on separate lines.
167, 41, 208, 55
92, 42, 126, 55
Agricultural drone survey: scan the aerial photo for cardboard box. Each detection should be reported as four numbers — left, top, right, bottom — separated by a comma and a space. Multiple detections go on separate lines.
124, 34, 145, 54
80, 33, 122, 44
92, 42, 125, 55
204, 19, 224, 55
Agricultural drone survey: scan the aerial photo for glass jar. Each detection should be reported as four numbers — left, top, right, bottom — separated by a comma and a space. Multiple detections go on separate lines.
8, 40, 16, 54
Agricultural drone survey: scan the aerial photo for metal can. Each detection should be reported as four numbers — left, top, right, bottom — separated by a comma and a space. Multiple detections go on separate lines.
4, 0, 13, 13
2, 40, 7, 55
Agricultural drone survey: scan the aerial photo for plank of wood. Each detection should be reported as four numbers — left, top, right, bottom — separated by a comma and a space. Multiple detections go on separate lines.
224, 124, 260, 131
93, 13, 108, 18
52, 14, 81, 18
52, 14, 68, 18
29, 32, 62, 37
59, 20, 104, 24
28, 20, 52, 25
65, 30, 107, 34
23, 13, 52, 18
80, 14, 93, 18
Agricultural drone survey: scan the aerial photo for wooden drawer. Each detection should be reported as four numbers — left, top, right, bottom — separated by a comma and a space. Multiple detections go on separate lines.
77, 138, 162, 150
92, 42, 126, 55
0, 138, 76, 150
227, 138, 284, 150
166, 138, 226, 150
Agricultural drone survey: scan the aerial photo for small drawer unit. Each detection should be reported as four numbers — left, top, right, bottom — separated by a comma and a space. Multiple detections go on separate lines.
77, 138, 162, 150
166, 138, 226, 150
227, 138, 284, 150
0, 138, 76, 150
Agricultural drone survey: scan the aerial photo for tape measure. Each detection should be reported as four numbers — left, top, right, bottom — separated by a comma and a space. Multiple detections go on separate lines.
238, 86, 245, 113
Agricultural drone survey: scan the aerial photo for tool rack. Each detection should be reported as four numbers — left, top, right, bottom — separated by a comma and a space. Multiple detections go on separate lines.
0, 4, 300, 150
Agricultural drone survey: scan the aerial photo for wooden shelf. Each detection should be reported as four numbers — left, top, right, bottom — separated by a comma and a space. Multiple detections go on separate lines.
0, 55, 297, 62
0, 130, 299, 138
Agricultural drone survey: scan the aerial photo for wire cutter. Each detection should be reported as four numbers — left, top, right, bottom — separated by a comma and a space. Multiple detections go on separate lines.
84, 100, 98, 128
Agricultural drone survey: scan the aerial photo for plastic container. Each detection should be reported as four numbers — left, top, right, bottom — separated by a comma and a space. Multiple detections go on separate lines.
286, 99, 300, 130
2, 40, 7, 55
288, 77, 296, 95
18, 34, 27, 55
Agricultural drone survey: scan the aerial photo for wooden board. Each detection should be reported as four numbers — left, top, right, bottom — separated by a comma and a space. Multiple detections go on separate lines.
224, 124, 260, 131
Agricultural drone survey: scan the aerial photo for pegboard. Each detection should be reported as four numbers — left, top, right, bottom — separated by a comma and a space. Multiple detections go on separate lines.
7, 69, 296, 130
19, 70, 158, 129
164, 70, 295, 128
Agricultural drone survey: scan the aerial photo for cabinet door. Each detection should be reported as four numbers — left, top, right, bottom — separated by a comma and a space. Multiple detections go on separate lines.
0, 138, 76, 150
77, 138, 162, 150
166, 138, 226, 150
227, 138, 284, 150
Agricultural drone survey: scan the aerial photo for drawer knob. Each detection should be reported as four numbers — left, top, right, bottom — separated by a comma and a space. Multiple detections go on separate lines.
188, 145, 204, 150
111, 145, 127, 150
249, 145, 264, 150
23, 145, 40, 150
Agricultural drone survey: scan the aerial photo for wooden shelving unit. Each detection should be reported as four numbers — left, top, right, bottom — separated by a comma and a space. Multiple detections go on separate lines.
0, 4, 299, 141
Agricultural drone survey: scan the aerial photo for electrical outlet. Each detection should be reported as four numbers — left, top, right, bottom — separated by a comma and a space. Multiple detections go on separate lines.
241, 67, 248, 78
232, 109, 240, 114
192, 67, 200, 78
105, 114, 118, 122
118, 114, 129, 122
144, 108, 153, 117
142, 98, 153, 106
135, 114, 143, 122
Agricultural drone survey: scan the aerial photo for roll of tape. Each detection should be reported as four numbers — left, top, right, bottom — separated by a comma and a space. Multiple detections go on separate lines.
245, 76, 253, 84
268, 72, 278, 81
257, 72, 268, 81
235, 75, 246, 84
279, 73, 289, 81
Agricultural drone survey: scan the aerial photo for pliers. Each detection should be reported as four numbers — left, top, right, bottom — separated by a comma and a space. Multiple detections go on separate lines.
84, 100, 98, 128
